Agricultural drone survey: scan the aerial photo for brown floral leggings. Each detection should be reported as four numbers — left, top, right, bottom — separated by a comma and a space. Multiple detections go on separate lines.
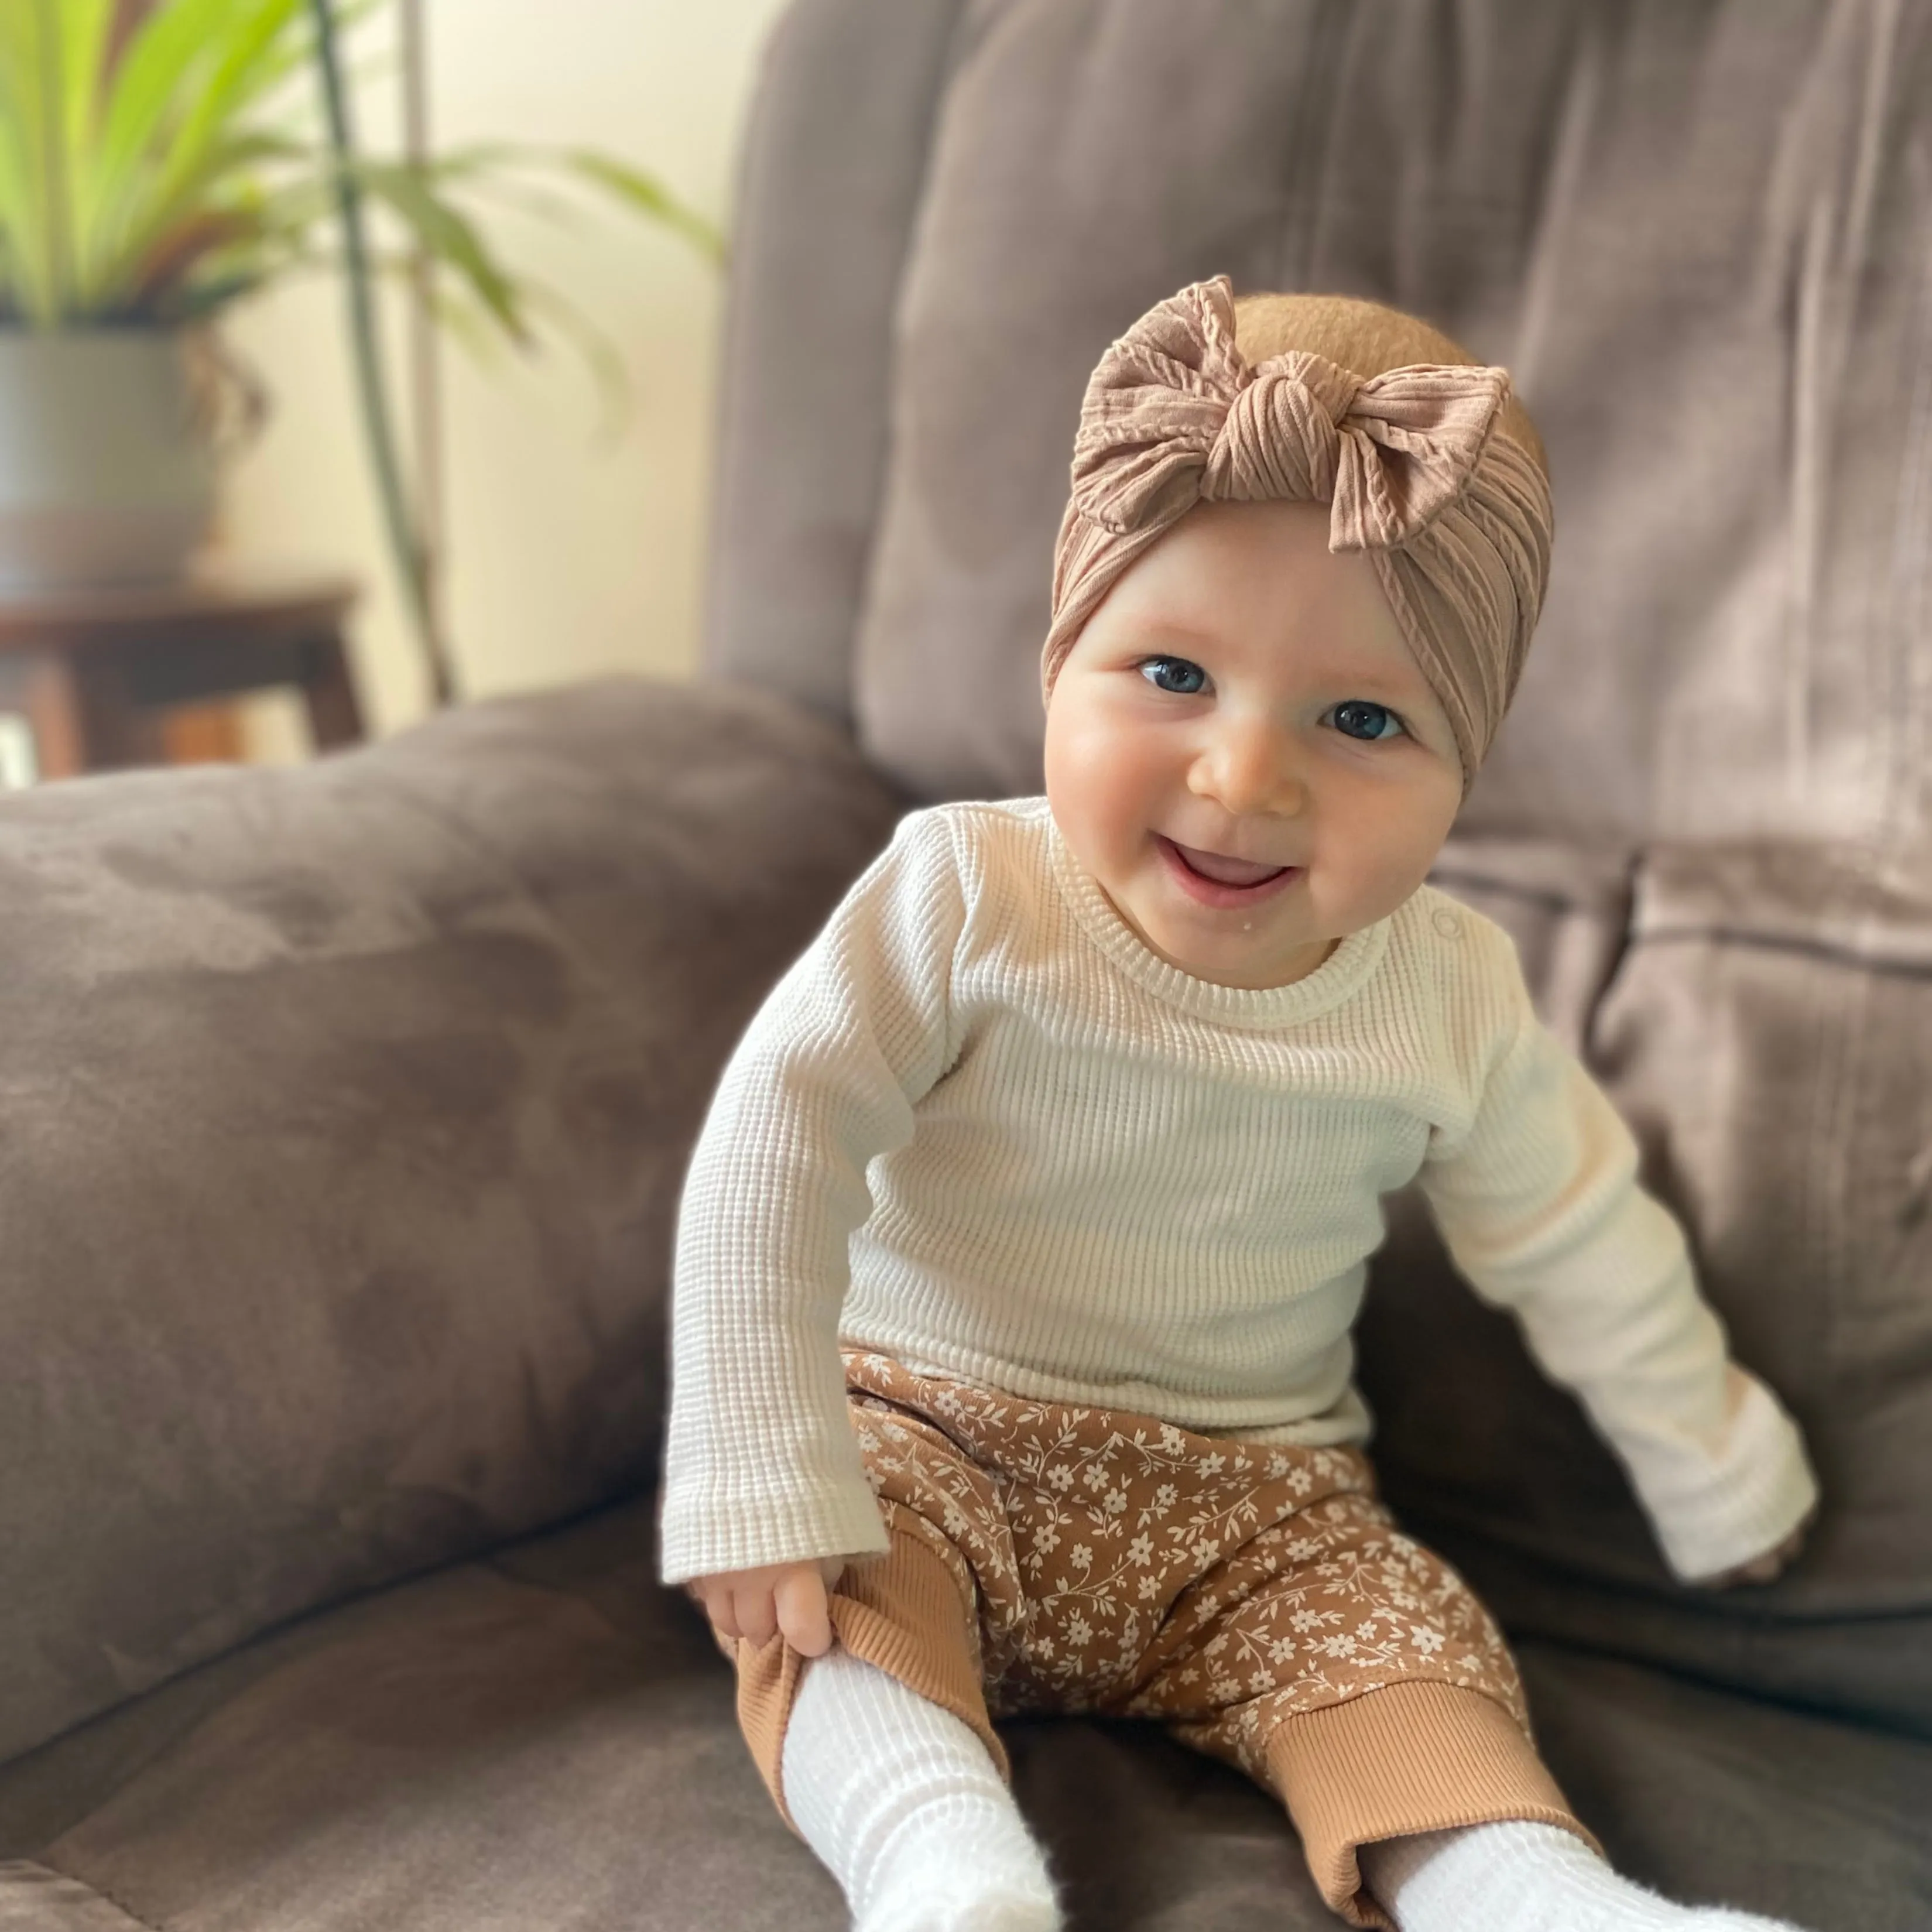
716, 1348, 1596, 1928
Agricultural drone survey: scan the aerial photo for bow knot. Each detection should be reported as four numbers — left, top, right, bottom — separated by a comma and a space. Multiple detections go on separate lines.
1203, 355, 1356, 507
1067, 278, 1511, 554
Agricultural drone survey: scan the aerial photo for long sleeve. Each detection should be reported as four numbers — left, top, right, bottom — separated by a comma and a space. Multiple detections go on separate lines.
657, 809, 971, 1587
1417, 1001, 1818, 1583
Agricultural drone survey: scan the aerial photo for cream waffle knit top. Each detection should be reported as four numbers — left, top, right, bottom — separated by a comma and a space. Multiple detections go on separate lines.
656, 797, 1817, 1588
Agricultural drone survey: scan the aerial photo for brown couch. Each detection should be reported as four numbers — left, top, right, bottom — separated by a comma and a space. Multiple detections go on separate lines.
3, 2, 1928, 1926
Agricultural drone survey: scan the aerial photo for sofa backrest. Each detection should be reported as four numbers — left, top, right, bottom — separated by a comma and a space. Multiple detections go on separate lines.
705, 0, 1931, 866
703, 0, 1932, 1734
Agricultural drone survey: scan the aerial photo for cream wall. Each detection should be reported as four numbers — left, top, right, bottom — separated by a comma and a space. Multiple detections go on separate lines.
221, 0, 791, 752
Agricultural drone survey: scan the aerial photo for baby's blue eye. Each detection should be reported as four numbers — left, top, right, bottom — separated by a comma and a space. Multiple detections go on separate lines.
1140, 656, 1206, 696
1329, 700, 1405, 742
1139, 664, 1406, 742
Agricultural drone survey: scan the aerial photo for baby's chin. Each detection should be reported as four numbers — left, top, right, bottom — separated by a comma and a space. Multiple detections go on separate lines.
1181, 941, 1341, 991
1112, 886, 1337, 987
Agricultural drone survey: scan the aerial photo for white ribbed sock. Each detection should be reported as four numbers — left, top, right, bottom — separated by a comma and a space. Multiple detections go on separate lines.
1359, 1820, 1808, 1932
780, 1645, 1063, 1932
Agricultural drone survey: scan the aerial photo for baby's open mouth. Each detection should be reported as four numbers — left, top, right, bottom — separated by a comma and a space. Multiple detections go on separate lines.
1166, 838, 1290, 887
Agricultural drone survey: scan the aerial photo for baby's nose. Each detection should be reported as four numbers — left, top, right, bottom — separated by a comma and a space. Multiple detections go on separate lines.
1193, 718, 1306, 815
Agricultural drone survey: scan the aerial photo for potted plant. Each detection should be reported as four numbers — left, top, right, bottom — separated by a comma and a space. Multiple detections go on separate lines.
0, 0, 720, 691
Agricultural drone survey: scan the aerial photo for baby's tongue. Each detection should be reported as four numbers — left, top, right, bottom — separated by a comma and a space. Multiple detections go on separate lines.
1174, 841, 1284, 886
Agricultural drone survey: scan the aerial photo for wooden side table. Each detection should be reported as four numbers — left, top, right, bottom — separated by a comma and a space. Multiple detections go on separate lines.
0, 564, 364, 782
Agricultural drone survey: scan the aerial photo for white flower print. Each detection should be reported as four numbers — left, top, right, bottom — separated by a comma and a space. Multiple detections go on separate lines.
833, 1346, 1533, 1751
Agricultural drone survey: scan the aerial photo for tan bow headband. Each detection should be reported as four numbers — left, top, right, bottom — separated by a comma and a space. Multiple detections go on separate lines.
1039, 276, 1554, 790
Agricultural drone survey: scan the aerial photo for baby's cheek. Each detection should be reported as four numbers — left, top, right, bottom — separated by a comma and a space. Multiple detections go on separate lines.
1318, 841, 1429, 936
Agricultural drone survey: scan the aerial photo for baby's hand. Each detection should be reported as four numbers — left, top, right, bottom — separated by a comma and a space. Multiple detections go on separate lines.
1686, 1504, 1816, 1589
690, 1555, 848, 1655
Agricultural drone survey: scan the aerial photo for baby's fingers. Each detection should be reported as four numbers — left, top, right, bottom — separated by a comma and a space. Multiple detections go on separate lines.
775, 1567, 833, 1657
1748, 1523, 1807, 1580
691, 1580, 738, 1642
1695, 1522, 1808, 1589
729, 1582, 780, 1649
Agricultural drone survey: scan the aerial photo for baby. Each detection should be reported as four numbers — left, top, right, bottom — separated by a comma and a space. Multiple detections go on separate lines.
657, 277, 1819, 1932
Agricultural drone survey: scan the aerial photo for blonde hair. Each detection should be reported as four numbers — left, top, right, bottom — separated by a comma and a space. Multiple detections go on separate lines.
1231, 290, 1549, 481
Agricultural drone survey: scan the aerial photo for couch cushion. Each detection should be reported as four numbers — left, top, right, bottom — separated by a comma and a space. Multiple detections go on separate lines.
0, 676, 902, 1767
6, 1509, 810, 1932
0, 1498, 1337, 1932
1512, 1643, 1932, 1924
1359, 834, 1932, 1734
4, 1497, 1923, 1931
0, 1865, 149, 1929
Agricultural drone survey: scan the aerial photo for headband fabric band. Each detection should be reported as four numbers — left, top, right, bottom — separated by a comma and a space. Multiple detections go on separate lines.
1039, 276, 1554, 790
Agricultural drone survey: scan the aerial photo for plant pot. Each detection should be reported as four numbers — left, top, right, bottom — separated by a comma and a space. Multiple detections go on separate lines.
0, 326, 220, 593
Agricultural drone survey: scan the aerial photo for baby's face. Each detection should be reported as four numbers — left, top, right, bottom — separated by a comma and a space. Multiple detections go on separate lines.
1043, 499, 1465, 991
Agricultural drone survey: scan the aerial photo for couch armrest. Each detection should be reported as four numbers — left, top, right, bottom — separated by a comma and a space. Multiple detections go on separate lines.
0, 673, 903, 1767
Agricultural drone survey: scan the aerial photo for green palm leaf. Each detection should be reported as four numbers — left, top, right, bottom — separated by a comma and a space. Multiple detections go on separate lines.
83, 0, 263, 286
1, 0, 716, 338
0, 0, 725, 701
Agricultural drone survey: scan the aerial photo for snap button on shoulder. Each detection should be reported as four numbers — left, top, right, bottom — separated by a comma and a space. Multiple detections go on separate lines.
1432, 909, 1462, 939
